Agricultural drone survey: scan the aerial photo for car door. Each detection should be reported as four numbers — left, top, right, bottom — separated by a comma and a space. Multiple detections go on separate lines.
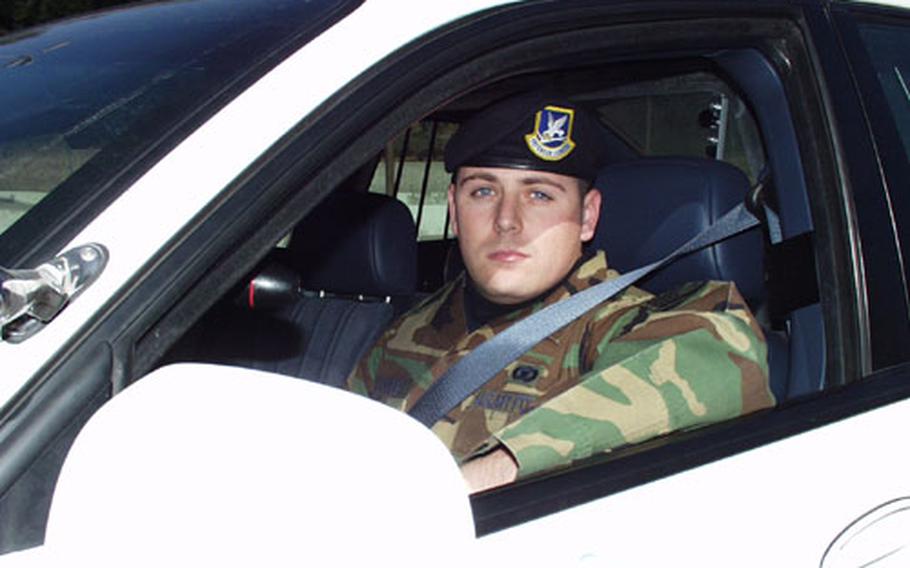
0, 0, 510, 554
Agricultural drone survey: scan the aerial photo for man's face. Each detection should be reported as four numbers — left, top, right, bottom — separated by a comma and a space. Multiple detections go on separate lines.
448, 166, 601, 305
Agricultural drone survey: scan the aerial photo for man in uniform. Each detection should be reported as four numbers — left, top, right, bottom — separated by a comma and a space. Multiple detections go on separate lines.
347, 94, 775, 492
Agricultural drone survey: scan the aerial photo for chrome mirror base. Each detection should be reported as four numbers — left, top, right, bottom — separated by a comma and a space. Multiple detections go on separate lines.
0, 244, 108, 343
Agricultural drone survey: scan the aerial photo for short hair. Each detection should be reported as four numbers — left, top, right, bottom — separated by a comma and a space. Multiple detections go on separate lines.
452, 169, 592, 197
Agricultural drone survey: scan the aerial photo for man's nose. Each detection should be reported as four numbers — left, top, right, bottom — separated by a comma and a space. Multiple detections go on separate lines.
494, 194, 521, 233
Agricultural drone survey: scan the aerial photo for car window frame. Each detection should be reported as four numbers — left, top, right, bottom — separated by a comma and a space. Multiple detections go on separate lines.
800, 2, 910, 371
128, 4, 865, 533
832, 5, 910, 351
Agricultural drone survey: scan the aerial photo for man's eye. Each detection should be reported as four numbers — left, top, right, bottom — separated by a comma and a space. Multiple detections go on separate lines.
471, 186, 495, 198
530, 190, 553, 201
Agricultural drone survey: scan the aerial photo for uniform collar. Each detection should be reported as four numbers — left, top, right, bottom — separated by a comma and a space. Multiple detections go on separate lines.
461, 249, 609, 333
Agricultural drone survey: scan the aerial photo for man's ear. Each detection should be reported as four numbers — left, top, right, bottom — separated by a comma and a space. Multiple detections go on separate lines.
447, 183, 459, 237
580, 188, 601, 242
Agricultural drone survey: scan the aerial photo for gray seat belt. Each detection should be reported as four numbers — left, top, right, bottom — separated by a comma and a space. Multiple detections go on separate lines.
408, 202, 760, 427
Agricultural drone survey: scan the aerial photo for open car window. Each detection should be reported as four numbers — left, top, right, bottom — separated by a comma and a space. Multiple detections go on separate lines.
136, 6, 849, 527
163, 8, 833, 507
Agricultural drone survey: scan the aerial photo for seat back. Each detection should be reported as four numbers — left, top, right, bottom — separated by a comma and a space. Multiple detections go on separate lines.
289, 192, 417, 299
593, 157, 764, 302
592, 157, 787, 400
196, 191, 417, 387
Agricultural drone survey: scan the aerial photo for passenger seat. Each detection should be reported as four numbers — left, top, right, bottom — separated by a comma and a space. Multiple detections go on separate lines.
193, 191, 417, 387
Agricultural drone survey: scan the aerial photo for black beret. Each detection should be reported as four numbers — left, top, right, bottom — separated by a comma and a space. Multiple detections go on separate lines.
444, 93, 606, 183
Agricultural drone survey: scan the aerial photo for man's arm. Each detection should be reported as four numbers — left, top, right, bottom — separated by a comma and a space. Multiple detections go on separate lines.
460, 447, 519, 493
488, 282, 775, 479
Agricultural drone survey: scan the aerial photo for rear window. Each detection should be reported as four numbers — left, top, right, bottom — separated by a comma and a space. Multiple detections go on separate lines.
369, 121, 458, 241
370, 70, 766, 242
594, 72, 766, 183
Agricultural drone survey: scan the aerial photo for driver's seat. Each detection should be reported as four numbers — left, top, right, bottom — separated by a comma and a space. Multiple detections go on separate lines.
591, 157, 788, 401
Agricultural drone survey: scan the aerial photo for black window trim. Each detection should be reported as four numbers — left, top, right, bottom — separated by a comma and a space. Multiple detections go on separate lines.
832, 5, 910, 350
803, 2, 910, 371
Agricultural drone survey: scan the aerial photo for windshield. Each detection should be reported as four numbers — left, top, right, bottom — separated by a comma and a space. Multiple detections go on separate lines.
841, 0, 910, 7
0, 0, 357, 266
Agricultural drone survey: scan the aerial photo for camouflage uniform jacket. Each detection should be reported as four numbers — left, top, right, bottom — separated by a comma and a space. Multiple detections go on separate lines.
347, 251, 775, 478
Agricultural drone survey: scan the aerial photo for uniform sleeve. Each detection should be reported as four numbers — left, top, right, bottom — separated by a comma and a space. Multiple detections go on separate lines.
344, 326, 414, 405
345, 343, 376, 396
491, 283, 775, 478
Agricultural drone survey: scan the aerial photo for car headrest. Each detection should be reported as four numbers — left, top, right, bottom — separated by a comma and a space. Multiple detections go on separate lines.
592, 157, 764, 302
288, 192, 417, 297
235, 261, 301, 311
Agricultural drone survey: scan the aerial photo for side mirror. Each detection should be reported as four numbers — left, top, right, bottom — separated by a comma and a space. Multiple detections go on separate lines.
31, 365, 477, 566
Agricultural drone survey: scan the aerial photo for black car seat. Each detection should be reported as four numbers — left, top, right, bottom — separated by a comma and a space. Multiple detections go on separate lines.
592, 157, 789, 402
194, 191, 417, 387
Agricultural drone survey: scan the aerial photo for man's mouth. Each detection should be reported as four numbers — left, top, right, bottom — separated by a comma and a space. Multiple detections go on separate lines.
487, 249, 529, 263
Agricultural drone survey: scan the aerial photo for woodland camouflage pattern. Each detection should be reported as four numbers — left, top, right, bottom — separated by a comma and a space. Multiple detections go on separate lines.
347, 251, 775, 478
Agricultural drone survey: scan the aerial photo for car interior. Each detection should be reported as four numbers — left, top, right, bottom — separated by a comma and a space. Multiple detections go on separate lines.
168, 47, 825, 431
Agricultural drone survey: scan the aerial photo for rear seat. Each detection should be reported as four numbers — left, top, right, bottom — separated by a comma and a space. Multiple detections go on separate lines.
194, 191, 417, 387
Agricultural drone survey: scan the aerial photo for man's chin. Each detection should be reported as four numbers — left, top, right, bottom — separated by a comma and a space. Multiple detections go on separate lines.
476, 280, 541, 306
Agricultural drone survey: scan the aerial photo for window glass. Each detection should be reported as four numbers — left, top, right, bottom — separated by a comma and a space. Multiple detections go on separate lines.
857, 21, 910, 164
373, 72, 766, 241
0, 0, 140, 32
0, 0, 349, 247
369, 121, 458, 241
595, 72, 766, 182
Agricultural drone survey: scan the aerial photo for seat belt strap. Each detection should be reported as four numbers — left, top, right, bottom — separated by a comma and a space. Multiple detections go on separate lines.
765, 205, 783, 245
408, 202, 760, 427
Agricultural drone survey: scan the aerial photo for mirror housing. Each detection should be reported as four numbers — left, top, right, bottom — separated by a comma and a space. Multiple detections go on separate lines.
26, 365, 476, 566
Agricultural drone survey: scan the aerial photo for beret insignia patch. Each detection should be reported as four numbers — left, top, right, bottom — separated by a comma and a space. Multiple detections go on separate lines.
524, 105, 576, 161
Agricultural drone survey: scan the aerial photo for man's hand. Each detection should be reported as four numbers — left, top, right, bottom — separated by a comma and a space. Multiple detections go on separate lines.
460, 447, 518, 493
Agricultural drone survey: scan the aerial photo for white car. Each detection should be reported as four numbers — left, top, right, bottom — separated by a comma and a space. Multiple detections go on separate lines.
2, 0, 910, 565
